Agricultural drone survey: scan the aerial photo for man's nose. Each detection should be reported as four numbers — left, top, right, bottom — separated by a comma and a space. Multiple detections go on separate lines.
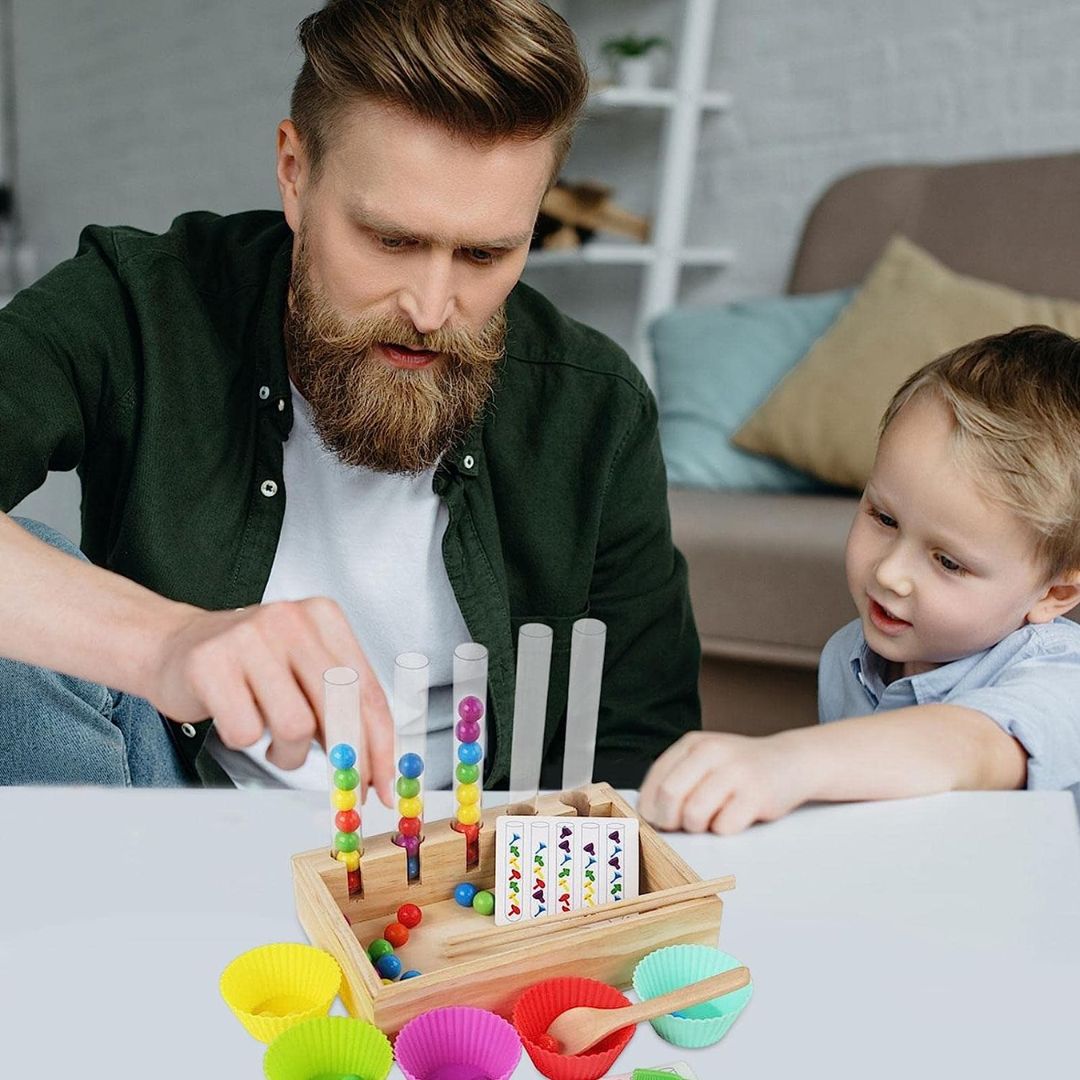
874, 544, 913, 597
396, 252, 456, 335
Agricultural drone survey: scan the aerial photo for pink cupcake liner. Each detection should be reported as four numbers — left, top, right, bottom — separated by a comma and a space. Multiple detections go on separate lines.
394, 1005, 522, 1080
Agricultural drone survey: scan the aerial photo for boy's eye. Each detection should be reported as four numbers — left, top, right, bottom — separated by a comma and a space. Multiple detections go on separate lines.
867, 506, 898, 529
936, 553, 966, 575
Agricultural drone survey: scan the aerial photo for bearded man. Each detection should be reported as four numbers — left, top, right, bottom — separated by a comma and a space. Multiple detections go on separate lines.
0, 0, 700, 794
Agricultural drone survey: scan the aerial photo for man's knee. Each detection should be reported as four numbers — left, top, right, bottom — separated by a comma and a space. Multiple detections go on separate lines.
11, 516, 87, 562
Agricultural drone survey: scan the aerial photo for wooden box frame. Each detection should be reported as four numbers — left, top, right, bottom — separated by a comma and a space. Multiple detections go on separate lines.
292, 782, 727, 1035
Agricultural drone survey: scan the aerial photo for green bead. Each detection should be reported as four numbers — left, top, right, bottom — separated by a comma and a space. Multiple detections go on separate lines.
333, 767, 359, 790
396, 776, 420, 798
367, 938, 393, 961
455, 762, 479, 784
471, 889, 495, 916
335, 830, 359, 853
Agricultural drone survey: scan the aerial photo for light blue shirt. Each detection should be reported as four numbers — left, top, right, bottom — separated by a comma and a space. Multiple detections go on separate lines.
818, 617, 1080, 799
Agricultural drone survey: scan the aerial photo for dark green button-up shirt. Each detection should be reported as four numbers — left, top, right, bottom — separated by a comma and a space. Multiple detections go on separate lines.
0, 210, 700, 788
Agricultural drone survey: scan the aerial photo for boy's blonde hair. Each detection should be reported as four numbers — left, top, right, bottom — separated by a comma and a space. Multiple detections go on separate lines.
290, 0, 588, 181
880, 325, 1080, 581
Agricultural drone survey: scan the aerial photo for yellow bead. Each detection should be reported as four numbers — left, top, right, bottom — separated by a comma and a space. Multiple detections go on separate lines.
332, 787, 357, 811
456, 804, 481, 826
381, 977, 394, 984
456, 782, 480, 806
335, 848, 361, 871
398, 796, 422, 819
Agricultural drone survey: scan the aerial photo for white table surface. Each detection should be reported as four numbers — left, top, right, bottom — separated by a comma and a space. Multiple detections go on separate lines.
1, 788, 1077, 1079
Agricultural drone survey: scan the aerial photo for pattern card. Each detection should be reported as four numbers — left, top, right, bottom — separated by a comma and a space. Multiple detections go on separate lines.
494, 814, 639, 926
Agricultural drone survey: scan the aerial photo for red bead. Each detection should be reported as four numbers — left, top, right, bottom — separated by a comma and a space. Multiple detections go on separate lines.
397, 816, 422, 838
347, 868, 362, 894
533, 1033, 561, 1053
384, 921, 409, 947
335, 809, 361, 833
397, 903, 422, 929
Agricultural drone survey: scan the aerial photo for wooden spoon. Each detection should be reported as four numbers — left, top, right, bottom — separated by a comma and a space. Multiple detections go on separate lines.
544, 966, 751, 1057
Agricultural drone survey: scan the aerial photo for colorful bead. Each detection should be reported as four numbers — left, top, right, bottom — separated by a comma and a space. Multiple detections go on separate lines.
401, 969, 422, 980
471, 889, 495, 917
398, 796, 422, 819
333, 767, 360, 791
384, 922, 409, 948
367, 938, 394, 961
335, 809, 361, 833
397, 816, 422, 838
334, 830, 360, 853
457, 695, 484, 723
331, 787, 357, 811
334, 848, 361, 871
397, 903, 422, 929
533, 1033, 560, 1053
398, 752, 424, 779
400, 835, 419, 856
396, 776, 420, 799
375, 953, 402, 980
454, 882, 478, 907
455, 762, 479, 784
455, 804, 481, 826
455, 718, 481, 743
328, 743, 357, 769
457, 741, 483, 766
456, 782, 480, 806
381, 978, 395, 985
407, 854, 420, 878
347, 868, 362, 893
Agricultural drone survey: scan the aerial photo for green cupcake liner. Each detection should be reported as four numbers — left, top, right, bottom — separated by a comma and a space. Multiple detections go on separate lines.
263, 1015, 393, 1080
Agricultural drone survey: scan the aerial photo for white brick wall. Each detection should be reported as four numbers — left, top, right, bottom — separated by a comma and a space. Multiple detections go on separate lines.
11, 0, 1080, 533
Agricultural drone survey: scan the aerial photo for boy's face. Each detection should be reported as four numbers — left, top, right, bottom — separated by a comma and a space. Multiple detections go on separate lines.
845, 393, 1053, 678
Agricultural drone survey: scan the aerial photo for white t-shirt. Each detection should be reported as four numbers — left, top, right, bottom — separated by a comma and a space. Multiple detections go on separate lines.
206, 383, 470, 790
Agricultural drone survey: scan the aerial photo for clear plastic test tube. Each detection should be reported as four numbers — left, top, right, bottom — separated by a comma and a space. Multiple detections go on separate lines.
452, 642, 488, 869
392, 652, 429, 883
324, 666, 363, 896
509, 623, 553, 809
561, 618, 607, 792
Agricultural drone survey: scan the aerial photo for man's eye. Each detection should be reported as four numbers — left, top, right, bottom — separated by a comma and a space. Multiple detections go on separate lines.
464, 247, 498, 265
378, 236, 410, 250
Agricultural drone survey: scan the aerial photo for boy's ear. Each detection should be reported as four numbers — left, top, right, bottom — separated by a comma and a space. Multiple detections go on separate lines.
1027, 571, 1080, 624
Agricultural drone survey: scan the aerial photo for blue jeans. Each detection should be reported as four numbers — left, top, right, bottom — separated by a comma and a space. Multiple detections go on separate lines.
0, 518, 190, 786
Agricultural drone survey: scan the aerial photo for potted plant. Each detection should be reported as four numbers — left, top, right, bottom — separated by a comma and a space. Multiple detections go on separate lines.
601, 32, 670, 89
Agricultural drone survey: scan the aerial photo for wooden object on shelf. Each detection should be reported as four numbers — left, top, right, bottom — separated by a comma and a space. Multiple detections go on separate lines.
292, 782, 727, 1035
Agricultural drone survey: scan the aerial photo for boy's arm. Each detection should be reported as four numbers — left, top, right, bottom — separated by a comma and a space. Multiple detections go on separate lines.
639, 704, 1026, 834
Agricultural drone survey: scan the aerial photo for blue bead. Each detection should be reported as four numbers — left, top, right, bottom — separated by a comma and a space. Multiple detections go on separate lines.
457, 741, 483, 766
454, 882, 478, 907
375, 953, 402, 979
407, 854, 420, 878
401, 969, 422, 979
398, 752, 424, 779
328, 743, 356, 770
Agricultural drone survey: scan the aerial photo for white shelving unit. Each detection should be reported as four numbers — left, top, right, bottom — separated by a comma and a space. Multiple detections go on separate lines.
526, 0, 731, 385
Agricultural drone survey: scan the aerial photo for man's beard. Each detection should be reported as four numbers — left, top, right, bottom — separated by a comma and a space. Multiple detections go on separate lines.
284, 240, 506, 474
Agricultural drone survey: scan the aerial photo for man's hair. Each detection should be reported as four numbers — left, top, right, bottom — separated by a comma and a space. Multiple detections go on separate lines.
290, 0, 588, 180
880, 325, 1080, 581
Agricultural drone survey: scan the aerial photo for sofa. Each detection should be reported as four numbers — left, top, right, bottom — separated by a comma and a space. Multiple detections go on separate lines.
667, 150, 1080, 736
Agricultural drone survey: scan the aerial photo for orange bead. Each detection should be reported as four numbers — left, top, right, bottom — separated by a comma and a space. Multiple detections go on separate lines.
384, 921, 409, 948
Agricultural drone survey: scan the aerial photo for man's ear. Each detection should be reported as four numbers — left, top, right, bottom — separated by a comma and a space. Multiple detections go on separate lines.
276, 120, 307, 232
1026, 571, 1080, 624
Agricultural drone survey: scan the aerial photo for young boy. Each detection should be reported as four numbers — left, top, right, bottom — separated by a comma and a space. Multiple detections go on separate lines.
640, 325, 1080, 834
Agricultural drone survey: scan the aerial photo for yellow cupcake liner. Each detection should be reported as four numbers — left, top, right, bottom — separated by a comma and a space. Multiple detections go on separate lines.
220, 942, 341, 1044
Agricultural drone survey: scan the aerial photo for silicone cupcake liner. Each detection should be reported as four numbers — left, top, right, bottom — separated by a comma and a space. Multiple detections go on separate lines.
631, 945, 752, 1049
220, 942, 341, 1044
263, 1015, 393, 1080
394, 1005, 521, 1080
512, 976, 634, 1080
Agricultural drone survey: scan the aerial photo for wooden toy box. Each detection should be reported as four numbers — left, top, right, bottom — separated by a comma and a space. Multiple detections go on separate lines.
292, 782, 728, 1035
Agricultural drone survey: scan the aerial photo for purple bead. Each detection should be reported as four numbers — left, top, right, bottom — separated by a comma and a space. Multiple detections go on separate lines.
403, 835, 421, 855
455, 718, 481, 743
457, 695, 485, 723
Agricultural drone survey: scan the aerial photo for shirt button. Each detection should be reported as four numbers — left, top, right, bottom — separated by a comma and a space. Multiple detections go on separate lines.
260, 480, 278, 497
258, 385, 270, 400
463, 454, 475, 469
180, 723, 197, 738
277, 398, 285, 412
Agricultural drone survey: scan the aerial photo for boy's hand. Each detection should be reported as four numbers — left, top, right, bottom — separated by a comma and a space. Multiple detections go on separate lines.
638, 730, 814, 835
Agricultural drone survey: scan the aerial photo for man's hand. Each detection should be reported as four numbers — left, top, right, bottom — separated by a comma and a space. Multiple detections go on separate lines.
146, 598, 394, 804
638, 730, 813, 835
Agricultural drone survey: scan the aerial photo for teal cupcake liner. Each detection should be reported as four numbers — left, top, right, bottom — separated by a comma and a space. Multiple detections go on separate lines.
631, 945, 752, 1049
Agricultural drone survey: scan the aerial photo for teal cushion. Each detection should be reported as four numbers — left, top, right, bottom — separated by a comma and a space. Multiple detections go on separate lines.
652, 289, 855, 491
